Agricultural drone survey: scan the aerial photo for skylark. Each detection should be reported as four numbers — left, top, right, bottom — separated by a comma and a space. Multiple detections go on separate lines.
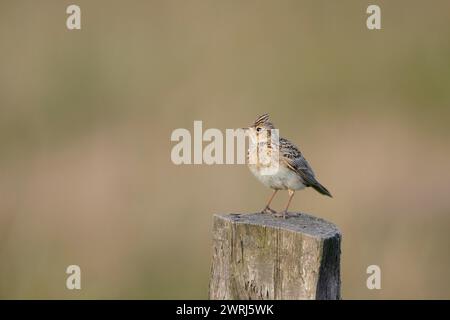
244, 114, 332, 218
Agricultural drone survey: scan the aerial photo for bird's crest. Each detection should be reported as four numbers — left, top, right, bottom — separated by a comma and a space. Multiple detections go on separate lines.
254, 114, 270, 127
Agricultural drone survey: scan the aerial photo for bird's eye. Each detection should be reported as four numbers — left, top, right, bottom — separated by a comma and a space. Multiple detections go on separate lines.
256, 127, 262, 132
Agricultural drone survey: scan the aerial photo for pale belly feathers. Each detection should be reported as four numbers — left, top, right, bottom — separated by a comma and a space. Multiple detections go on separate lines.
248, 163, 306, 191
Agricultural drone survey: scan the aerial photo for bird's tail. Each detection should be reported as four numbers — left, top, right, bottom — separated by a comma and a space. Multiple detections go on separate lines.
311, 181, 332, 198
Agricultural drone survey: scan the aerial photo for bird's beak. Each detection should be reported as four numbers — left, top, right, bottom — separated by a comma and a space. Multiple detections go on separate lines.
240, 127, 250, 131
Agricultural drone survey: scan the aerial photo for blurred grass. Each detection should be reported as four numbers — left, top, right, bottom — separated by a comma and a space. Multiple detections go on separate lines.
0, 0, 450, 299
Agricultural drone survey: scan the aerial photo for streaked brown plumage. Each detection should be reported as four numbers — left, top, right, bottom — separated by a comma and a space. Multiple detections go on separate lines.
244, 114, 332, 218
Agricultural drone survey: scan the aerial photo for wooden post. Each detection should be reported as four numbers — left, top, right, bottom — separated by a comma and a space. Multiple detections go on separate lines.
209, 213, 341, 300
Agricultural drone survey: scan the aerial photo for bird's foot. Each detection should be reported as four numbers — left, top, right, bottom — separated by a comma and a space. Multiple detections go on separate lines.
260, 206, 277, 214
273, 210, 288, 219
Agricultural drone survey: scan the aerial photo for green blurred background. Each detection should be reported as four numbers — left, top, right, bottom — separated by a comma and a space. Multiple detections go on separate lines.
1, 0, 449, 299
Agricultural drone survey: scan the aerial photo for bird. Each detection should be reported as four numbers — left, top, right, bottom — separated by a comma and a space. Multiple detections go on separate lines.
243, 114, 332, 218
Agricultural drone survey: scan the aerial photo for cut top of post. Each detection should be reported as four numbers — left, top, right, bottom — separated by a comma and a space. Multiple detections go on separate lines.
217, 212, 340, 240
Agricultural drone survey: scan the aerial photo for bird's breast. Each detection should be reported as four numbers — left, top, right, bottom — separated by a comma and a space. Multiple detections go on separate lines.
248, 157, 306, 191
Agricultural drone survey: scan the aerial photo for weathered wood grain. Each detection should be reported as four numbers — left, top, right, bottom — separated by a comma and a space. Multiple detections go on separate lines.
209, 212, 341, 300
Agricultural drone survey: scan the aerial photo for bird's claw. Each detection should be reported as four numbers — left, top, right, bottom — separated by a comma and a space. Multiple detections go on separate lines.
273, 211, 288, 219
261, 206, 277, 214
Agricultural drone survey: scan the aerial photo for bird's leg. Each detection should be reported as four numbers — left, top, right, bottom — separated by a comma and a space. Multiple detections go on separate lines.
261, 190, 278, 214
275, 189, 295, 219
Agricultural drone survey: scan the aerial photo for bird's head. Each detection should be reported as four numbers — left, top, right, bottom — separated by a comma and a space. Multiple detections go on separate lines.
242, 114, 276, 143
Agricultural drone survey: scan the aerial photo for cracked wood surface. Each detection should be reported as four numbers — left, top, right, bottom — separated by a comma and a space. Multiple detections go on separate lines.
209, 212, 341, 300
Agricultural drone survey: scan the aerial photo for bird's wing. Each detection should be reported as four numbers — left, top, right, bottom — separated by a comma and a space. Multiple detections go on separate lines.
280, 139, 317, 186
279, 138, 332, 197
283, 156, 318, 187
